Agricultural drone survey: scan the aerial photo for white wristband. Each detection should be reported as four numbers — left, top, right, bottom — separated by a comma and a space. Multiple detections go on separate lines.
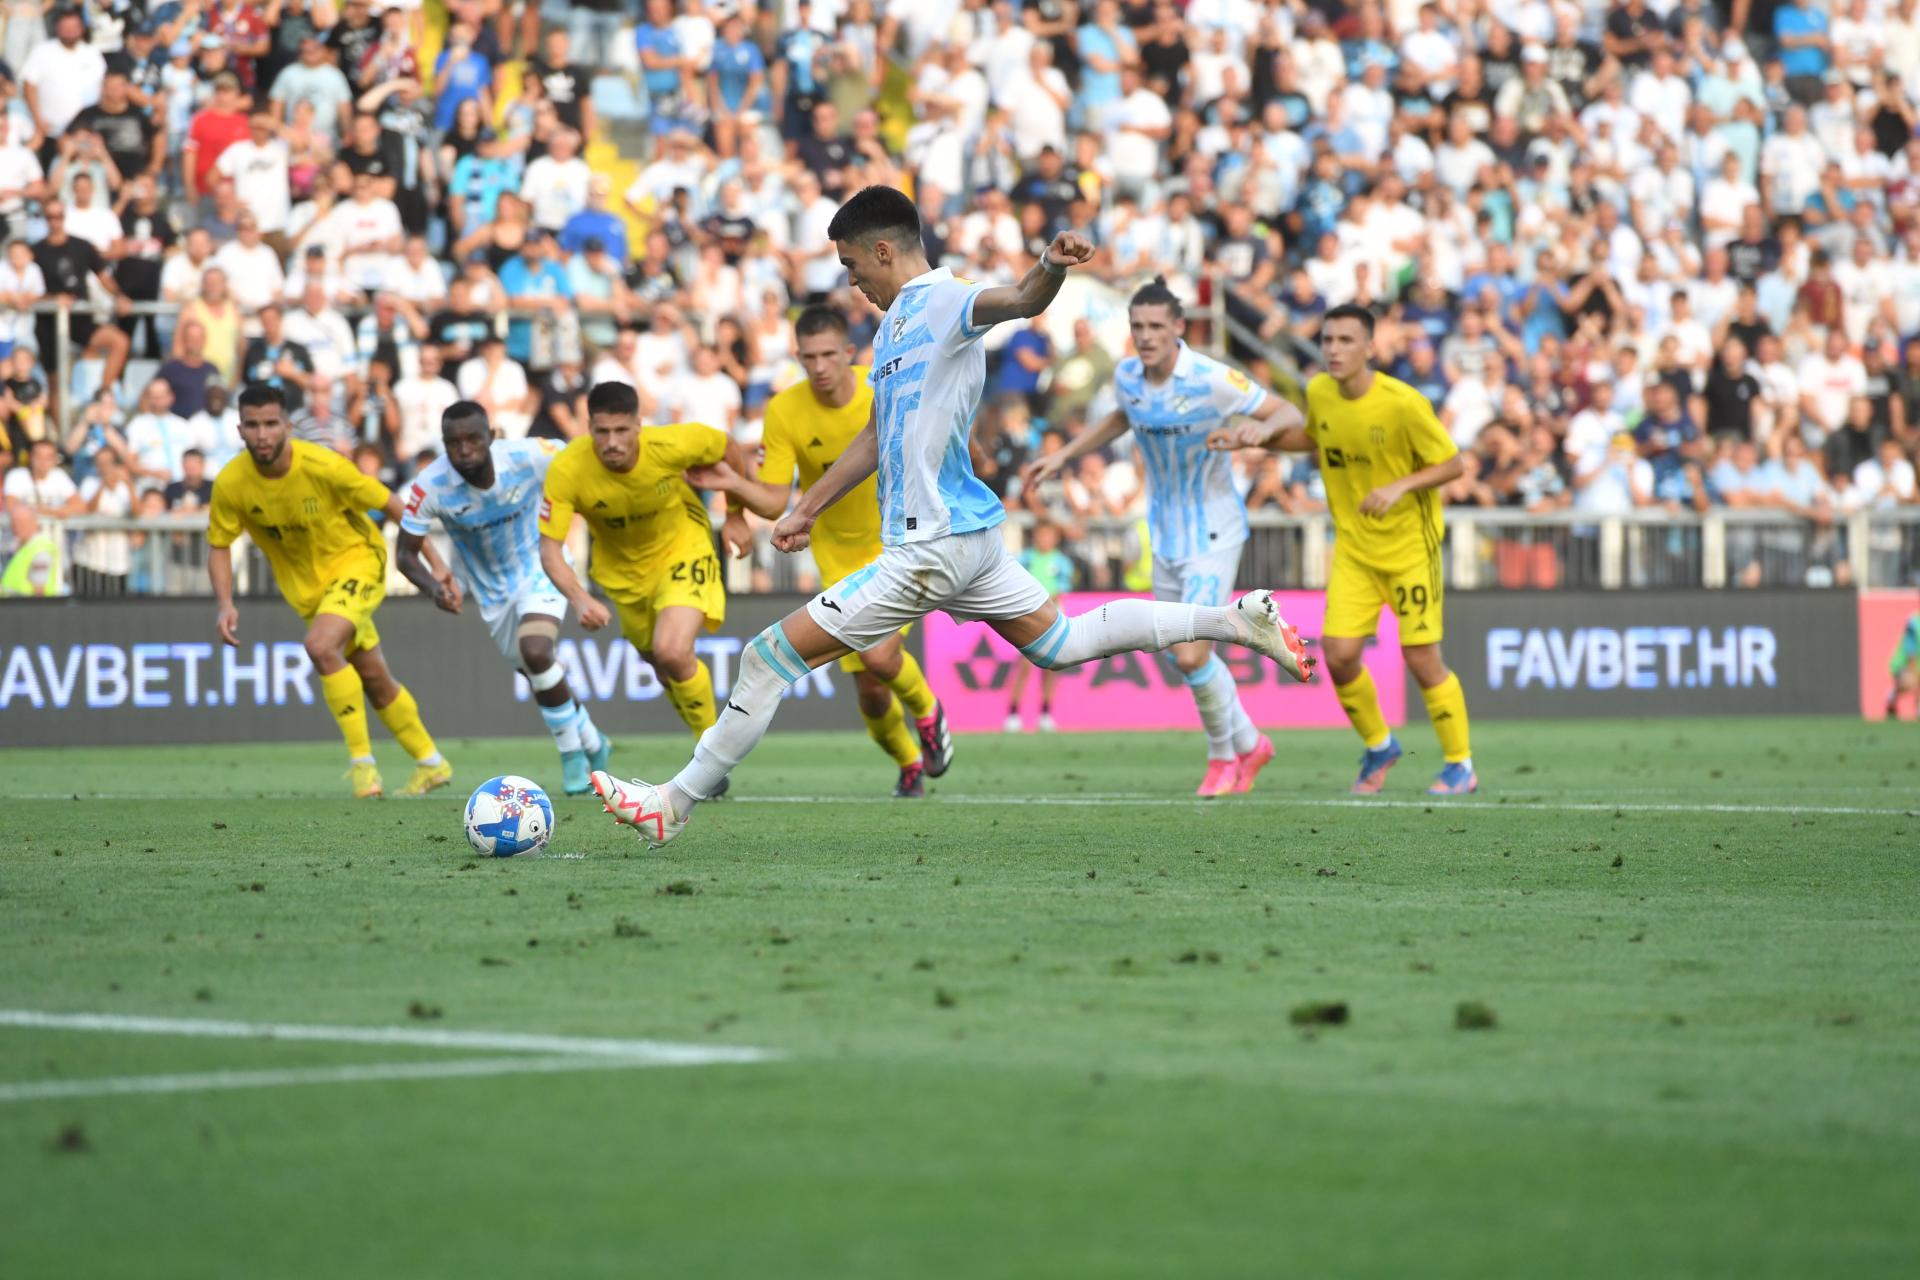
1041, 256, 1067, 277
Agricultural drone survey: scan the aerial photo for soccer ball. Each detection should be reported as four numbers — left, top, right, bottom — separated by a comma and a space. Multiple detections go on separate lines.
464, 775, 555, 858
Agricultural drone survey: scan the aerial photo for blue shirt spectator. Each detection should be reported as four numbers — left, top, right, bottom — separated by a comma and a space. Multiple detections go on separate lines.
993, 326, 1052, 401
1774, 0, 1831, 81
433, 38, 492, 133
1074, 12, 1134, 122
635, 17, 684, 97
498, 241, 574, 364
711, 32, 767, 113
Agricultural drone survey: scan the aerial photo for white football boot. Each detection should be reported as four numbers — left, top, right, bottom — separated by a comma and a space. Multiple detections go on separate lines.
1234, 590, 1316, 683
591, 772, 688, 849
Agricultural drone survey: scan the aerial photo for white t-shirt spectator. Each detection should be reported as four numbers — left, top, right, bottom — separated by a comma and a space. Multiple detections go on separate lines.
1797, 350, 1867, 433
4, 464, 79, 512
1106, 88, 1172, 185
1566, 405, 1627, 476
670, 371, 742, 435
123, 411, 196, 484
386, 256, 449, 306
282, 305, 358, 380
394, 372, 459, 461
323, 196, 404, 259
0, 257, 44, 348
1832, 257, 1891, 344
210, 240, 287, 313
1854, 454, 1918, 508
0, 139, 43, 221
1761, 131, 1825, 215
457, 357, 532, 436
1339, 80, 1395, 159
1434, 137, 1495, 198
216, 138, 293, 234
1006, 67, 1069, 161
794, 193, 841, 295
1627, 69, 1691, 144
159, 252, 212, 306
1699, 174, 1758, 248
21, 38, 106, 136
522, 155, 592, 231
66, 203, 120, 253
1442, 377, 1498, 449
75, 474, 134, 574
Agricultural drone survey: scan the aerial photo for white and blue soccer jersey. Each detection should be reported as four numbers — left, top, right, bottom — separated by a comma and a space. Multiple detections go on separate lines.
400, 438, 564, 610
869, 267, 1008, 546
1116, 343, 1268, 561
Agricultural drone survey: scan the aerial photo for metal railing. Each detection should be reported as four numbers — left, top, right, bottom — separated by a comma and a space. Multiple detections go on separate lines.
16, 508, 1918, 599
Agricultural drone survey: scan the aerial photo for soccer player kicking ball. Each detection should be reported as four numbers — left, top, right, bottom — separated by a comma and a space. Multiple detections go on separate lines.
207, 384, 451, 798
1208, 304, 1476, 795
685, 306, 955, 798
393, 402, 611, 796
592, 186, 1314, 848
1023, 278, 1306, 797
538, 382, 758, 776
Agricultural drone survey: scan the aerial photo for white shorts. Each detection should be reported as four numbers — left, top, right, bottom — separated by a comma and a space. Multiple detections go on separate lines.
805, 528, 1050, 653
1151, 541, 1243, 608
479, 580, 570, 666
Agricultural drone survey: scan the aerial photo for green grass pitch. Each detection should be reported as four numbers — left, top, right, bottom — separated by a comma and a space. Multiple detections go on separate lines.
3, 718, 1918, 1278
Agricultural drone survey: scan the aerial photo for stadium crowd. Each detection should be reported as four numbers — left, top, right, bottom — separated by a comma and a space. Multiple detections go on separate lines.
2, 0, 1919, 596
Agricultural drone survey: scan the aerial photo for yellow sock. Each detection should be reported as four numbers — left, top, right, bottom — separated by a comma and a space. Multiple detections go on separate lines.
1421, 672, 1473, 764
321, 667, 373, 760
374, 684, 440, 763
885, 650, 937, 720
861, 696, 922, 767
666, 663, 717, 739
1335, 670, 1392, 750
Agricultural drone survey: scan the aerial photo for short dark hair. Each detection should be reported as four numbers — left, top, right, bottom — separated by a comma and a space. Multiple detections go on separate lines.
442, 400, 490, 435
182, 448, 205, 461
826, 184, 921, 247
1322, 303, 1376, 337
587, 381, 640, 417
1128, 276, 1184, 320
794, 306, 851, 341
237, 382, 287, 412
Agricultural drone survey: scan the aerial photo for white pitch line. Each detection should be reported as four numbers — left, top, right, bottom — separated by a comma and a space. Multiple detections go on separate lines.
16, 792, 1917, 818
0, 1055, 668, 1104
0, 1010, 777, 1065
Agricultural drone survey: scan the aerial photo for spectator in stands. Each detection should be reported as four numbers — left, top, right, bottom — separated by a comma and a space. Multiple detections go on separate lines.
394, 342, 457, 466
123, 376, 192, 488
175, 271, 241, 387
159, 319, 217, 420
189, 385, 239, 469
457, 333, 532, 438
284, 281, 359, 391
184, 72, 249, 206
290, 370, 352, 451
163, 446, 212, 513
522, 126, 591, 232
275, 34, 354, 145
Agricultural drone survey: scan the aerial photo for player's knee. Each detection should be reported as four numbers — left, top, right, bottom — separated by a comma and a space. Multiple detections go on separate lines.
859, 643, 902, 681
649, 643, 696, 682
853, 672, 891, 716
518, 633, 556, 672
303, 632, 345, 670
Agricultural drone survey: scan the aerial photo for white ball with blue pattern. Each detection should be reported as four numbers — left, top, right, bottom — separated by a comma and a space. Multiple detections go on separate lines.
464, 775, 555, 857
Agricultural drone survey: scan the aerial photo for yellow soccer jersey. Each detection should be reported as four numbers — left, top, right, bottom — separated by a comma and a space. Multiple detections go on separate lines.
758, 370, 880, 584
207, 441, 392, 615
1304, 371, 1458, 570
538, 424, 727, 596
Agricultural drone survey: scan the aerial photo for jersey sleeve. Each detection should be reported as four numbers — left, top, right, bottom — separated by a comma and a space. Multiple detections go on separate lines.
207, 474, 245, 549
654, 421, 729, 471
397, 476, 435, 536
1403, 387, 1457, 468
757, 400, 798, 488
1215, 363, 1268, 418
538, 454, 577, 539
937, 276, 998, 354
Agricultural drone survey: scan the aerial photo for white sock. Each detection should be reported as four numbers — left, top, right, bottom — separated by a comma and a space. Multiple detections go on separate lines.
1185, 657, 1238, 762
1019, 599, 1242, 670
668, 625, 807, 817
1226, 696, 1260, 756
539, 699, 584, 753
574, 703, 604, 754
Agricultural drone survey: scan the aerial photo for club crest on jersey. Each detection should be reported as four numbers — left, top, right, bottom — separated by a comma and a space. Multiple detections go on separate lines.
1172, 395, 1191, 413
1370, 426, 1387, 446
890, 312, 907, 344
302, 497, 320, 516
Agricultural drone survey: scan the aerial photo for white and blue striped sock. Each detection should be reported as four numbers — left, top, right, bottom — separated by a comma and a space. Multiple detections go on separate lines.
539, 699, 584, 753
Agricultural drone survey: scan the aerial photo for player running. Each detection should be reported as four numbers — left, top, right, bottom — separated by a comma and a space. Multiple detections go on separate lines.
686, 306, 955, 797
591, 185, 1313, 847
538, 382, 757, 778
1023, 278, 1305, 796
393, 402, 612, 796
208, 383, 451, 798
1208, 304, 1476, 795
1885, 605, 1919, 720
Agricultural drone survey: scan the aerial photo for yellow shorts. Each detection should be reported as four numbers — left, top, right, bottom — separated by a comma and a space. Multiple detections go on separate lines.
606, 545, 725, 653
1324, 553, 1444, 644
303, 564, 386, 654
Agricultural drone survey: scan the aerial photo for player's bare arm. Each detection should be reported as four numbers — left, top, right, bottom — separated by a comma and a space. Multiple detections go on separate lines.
540, 533, 611, 630
1359, 453, 1466, 517
395, 529, 463, 614
208, 543, 240, 646
1206, 396, 1309, 452
1023, 408, 1128, 490
772, 417, 879, 553
968, 231, 1097, 328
